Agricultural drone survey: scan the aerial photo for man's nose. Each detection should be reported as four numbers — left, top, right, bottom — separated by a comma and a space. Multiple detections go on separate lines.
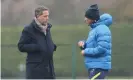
47, 16, 49, 20
84, 17, 87, 21
84, 18, 87, 22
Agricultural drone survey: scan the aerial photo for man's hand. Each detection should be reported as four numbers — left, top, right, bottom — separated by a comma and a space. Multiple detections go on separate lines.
80, 50, 85, 56
78, 41, 84, 47
54, 44, 57, 51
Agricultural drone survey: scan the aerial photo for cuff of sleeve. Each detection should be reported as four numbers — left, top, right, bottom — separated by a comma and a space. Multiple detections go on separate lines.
84, 48, 89, 54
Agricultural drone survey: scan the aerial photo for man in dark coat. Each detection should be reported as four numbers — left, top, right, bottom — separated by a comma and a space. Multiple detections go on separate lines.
18, 6, 57, 79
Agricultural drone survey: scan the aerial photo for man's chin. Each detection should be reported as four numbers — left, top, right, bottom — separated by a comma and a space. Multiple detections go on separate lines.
85, 22, 90, 25
42, 22, 47, 26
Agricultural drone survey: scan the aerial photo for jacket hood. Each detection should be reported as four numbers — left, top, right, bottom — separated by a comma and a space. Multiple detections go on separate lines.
90, 13, 113, 28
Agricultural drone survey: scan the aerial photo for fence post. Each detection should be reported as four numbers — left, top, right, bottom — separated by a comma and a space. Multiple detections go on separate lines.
72, 44, 76, 79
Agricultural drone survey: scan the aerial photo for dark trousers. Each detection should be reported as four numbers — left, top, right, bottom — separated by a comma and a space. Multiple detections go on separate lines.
88, 68, 109, 79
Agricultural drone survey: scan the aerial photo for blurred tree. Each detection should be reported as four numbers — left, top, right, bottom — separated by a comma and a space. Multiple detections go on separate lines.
111, 0, 133, 22
50, 0, 78, 24
1, 0, 14, 26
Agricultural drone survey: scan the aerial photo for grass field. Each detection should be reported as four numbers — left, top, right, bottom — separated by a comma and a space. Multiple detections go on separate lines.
1, 23, 133, 78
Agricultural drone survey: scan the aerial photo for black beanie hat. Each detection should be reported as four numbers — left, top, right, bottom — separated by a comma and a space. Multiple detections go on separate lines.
85, 4, 100, 21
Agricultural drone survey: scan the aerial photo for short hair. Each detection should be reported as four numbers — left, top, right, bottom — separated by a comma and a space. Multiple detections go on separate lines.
35, 6, 49, 18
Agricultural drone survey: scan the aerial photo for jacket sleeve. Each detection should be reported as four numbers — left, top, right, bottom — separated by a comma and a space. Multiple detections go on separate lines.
84, 27, 111, 57
48, 24, 57, 51
18, 28, 40, 53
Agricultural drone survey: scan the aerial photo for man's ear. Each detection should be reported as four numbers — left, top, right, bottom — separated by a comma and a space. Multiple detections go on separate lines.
36, 15, 39, 18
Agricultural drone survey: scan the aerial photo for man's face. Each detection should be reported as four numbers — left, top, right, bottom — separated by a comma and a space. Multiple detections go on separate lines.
37, 10, 49, 25
84, 17, 93, 25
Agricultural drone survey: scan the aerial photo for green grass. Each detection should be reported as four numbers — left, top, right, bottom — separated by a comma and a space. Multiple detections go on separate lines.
1, 23, 133, 78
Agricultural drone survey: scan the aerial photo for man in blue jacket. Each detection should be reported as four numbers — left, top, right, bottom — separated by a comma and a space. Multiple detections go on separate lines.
78, 4, 112, 79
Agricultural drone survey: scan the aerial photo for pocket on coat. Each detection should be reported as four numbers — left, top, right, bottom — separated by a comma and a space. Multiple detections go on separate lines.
26, 53, 43, 62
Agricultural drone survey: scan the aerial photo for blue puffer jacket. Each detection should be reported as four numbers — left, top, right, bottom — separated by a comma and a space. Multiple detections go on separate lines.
83, 13, 113, 70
